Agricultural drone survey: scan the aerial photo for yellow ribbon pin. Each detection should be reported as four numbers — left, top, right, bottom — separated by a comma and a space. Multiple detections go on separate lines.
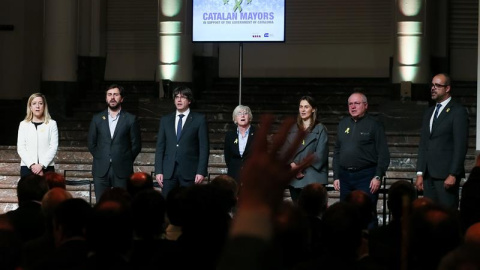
234, 138, 238, 144
302, 140, 305, 145
446, 108, 450, 113
102, 116, 106, 120
345, 127, 350, 134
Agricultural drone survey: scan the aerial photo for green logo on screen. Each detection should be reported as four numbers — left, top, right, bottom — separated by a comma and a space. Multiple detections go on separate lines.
223, 0, 252, 13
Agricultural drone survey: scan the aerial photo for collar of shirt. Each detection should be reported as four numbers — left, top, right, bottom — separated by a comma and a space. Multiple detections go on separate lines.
436, 96, 452, 115
175, 109, 190, 133
237, 126, 250, 156
429, 97, 452, 132
236, 126, 251, 138
108, 108, 121, 120
350, 113, 367, 123
108, 108, 121, 138
176, 108, 190, 119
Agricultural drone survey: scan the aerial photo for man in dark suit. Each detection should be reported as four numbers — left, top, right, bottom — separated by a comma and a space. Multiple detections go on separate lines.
88, 84, 142, 201
155, 86, 209, 197
416, 73, 469, 208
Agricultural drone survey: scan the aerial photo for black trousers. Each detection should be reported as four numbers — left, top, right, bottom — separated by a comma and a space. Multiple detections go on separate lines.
20, 166, 55, 178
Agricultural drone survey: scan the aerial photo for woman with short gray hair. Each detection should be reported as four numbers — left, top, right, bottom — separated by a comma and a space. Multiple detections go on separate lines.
224, 105, 255, 183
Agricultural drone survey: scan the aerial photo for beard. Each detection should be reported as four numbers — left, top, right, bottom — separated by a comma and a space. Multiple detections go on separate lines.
108, 101, 120, 111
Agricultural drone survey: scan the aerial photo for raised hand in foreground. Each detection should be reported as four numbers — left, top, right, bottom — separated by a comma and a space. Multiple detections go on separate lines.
231, 115, 314, 240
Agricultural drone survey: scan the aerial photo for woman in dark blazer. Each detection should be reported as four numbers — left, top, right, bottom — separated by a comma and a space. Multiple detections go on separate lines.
224, 105, 255, 184
286, 96, 329, 202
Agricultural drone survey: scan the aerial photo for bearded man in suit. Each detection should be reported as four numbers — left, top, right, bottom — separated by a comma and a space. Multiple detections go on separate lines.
88, 84, 142, 201
416, 73, 469, 208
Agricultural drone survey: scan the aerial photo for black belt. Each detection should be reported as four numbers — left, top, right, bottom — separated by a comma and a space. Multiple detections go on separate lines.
340, 165, 376, 172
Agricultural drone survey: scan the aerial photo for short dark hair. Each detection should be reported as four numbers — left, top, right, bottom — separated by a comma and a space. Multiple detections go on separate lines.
96, 187, 132, 211
106, 84, 125, 97
88, 200, 133, 254
17, 174, 48, 204
166, 186, 187, 226
408, 204, 461, 268
132, 189, 166, 239
387, 180, 416, 220
54, 198, 92, 238
211, 175, 238, 196
345, 190, 373, 230
298, 183, 328, 217
322, 202, 363, 256
172, 86, 193, 102
210, 175, 238, 212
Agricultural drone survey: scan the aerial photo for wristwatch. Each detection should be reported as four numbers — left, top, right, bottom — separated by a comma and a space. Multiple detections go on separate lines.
374, 176, 380, 180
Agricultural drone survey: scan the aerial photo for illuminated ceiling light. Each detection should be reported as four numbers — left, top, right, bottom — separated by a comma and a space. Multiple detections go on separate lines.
161, 0, 182, 17
398, 36, 421, 65
398, 0, 422, 16
397, 21, 422, 35
160, 21, 182, 34
160, 36, 181, 64
399, 66, 419, 81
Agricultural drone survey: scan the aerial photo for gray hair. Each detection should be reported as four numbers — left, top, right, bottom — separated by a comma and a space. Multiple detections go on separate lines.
232, 105, 253, 124
348, 92, 368, 104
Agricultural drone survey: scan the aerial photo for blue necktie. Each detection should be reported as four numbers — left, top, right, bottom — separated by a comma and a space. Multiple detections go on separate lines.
177, 114, 184, 142
433, 103, 442, 122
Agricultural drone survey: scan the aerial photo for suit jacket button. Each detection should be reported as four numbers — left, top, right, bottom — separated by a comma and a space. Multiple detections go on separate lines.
176, 144, 179, 147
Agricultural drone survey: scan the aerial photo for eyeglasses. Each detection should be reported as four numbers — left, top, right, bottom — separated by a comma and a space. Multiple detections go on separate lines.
236, 112, 249, 116
174, 95, 188, 100
348, 102, 366, 106
431, 83, 448, 89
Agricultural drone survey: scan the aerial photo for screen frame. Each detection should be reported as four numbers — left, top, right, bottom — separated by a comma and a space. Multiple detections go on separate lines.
191, 0, 286, 43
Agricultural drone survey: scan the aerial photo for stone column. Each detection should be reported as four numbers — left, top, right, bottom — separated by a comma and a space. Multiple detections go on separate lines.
427, 0, 449, 75
42, 0, 78, 118
78, 0, 92, 57
158, 0, 193, 99
392, 0, 430, 100
78, 0, 107, 92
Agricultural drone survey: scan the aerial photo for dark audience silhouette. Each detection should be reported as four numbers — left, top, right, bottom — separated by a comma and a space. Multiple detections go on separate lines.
6, 115, 476, 270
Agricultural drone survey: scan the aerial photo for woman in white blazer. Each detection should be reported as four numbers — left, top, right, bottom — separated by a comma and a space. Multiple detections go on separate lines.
17, 93, 58, 177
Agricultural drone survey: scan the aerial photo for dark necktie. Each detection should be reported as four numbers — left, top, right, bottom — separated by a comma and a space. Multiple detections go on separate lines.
177, 114, 184, 142
433, 103, 442, 122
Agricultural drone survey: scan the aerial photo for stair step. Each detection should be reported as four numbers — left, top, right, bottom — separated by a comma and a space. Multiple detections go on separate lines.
1, 78, 478, 216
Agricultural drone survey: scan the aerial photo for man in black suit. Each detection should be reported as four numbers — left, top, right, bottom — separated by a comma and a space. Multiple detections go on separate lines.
155, 86, 209, 197
88, 84, 142, 201
416, 73, 469, 208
